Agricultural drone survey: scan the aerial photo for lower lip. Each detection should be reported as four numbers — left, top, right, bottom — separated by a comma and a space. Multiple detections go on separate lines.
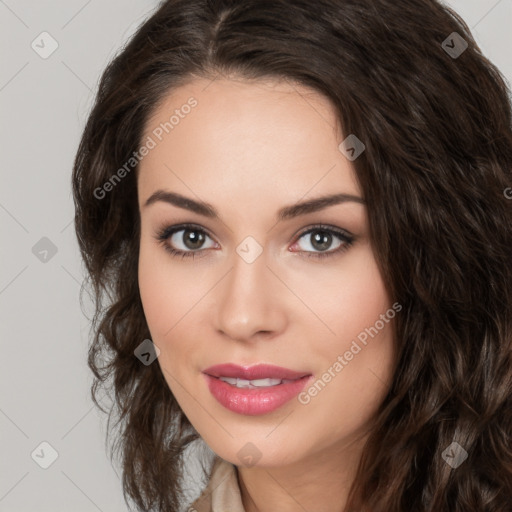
203, 374, 313, 415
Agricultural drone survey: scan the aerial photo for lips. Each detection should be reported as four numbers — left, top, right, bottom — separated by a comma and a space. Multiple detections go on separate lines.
202, 364, 313, 415
202, 363, 311, 381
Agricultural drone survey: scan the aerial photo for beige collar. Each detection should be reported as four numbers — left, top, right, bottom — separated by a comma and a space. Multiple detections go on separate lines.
189, 456, 246, 512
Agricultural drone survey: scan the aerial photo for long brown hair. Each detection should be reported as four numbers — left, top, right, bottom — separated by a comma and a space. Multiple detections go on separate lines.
72, 0, 512, 510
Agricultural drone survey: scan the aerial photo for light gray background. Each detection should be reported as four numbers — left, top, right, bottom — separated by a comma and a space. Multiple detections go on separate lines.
1, 1, 511, 511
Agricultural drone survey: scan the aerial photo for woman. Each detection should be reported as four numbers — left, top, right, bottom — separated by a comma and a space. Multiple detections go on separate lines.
72, 0, 512, 510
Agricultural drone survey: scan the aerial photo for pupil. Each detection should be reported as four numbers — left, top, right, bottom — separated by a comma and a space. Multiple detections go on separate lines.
312, 231, 331, 251
184, 230, 205, 249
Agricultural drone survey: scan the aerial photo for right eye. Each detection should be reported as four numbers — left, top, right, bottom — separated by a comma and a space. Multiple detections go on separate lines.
154, 223, 218, 259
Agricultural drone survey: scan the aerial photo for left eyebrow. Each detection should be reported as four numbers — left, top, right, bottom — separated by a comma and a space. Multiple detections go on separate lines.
277, 192, 365, 221
142, 190, 365, 221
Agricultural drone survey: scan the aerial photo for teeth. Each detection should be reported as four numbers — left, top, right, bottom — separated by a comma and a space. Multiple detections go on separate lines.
219, 377, 294, 388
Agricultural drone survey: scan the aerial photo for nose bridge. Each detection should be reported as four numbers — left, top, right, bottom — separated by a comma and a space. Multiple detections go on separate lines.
213, 241, 286, 341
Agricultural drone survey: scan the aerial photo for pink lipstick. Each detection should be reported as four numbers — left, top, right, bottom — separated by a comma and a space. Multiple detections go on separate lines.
202, 363, 313, 415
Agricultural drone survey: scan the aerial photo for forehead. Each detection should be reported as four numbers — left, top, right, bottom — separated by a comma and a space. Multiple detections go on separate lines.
137, 77, 360, 210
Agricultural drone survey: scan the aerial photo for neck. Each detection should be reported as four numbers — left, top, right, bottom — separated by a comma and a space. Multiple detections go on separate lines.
236, 434, 367, 512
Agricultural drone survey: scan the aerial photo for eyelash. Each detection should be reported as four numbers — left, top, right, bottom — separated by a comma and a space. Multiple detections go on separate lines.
154, 223, 355, 260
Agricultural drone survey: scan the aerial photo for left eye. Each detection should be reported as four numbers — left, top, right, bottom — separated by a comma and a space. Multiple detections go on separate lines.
291, 226, 353, 257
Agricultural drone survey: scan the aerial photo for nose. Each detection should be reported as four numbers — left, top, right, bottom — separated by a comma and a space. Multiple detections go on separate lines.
213, 246, 288, 343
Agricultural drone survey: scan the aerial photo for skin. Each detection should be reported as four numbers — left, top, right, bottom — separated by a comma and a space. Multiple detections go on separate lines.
137, 76, 396, 512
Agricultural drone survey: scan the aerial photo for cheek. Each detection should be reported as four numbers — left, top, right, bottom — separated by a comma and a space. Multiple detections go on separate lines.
292, 247, 395, 426
138, 242, 169, 333
297, 323, 395, 452
138, 238, 205, 336
284, 245, 391, 343
330, 264, 391, 340
328, 253, 396, 398
138, 243, 197, 392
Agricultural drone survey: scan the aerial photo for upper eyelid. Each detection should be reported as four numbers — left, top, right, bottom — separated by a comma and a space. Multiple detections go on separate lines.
295, 224, 352, 238
164, 223, 216, 242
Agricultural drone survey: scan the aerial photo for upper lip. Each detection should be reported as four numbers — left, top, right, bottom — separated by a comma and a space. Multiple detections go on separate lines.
203, 363, 311, 380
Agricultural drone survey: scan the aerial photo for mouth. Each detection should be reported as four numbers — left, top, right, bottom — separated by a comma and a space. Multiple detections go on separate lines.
210, 376, 296, 389
202, 363, 313, 415
203, 363, 311, 383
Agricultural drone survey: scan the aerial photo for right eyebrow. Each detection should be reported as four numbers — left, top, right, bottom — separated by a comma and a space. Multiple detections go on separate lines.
143, 189, 217, 217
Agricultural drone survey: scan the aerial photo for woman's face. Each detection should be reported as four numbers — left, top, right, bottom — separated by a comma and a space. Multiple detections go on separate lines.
137, 76, 396, 468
